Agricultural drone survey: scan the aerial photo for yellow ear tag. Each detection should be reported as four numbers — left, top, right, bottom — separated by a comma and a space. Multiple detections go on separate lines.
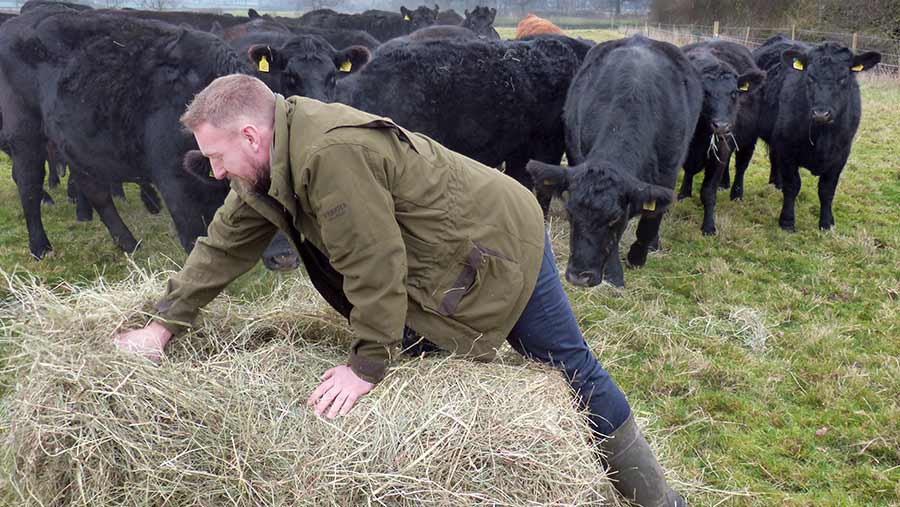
403, 14, 410, 21
738, 82, 750, 92
850, 64, 864, 72
792, 58, 804, 71
642, 200, 656, 212
339, 60, 352, 72
258, 55, 270, 73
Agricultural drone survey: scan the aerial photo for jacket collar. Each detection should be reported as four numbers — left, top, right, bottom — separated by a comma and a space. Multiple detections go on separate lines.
265, 94, 299, 219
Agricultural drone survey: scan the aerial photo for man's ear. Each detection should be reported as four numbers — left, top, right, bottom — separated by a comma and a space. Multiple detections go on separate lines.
526, 160, 569, 194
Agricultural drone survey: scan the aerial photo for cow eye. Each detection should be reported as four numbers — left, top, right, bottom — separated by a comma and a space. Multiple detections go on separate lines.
731, 90, 738, 99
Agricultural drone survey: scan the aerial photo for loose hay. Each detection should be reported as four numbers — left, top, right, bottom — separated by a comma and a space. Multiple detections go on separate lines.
0, 269, 623, 506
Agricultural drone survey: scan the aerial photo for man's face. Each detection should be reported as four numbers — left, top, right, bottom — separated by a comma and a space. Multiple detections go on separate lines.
194, 122, 270, 193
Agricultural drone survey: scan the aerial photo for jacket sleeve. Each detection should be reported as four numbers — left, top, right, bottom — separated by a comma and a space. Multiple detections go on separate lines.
304, 143, 407, 384
154, 190, 278, 334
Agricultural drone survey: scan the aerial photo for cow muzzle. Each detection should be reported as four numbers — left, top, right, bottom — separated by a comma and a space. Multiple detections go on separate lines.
810, 109, 834, 125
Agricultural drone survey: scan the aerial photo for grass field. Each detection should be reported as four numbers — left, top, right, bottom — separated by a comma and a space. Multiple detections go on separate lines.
1, 30, 898, 506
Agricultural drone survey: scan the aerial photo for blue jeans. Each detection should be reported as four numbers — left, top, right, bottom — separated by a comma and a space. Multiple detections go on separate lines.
506, 233, 631, 437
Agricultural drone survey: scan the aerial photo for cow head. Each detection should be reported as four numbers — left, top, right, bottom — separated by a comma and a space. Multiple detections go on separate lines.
527, 160, 673, 287
248, 35, 370, 102
400, 5, 439, 32
462, 6, 498, 38
692, 56, 765, 135
781, 42, 880, 125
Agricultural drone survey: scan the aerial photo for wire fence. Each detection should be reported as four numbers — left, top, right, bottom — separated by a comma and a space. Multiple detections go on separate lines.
619, 22, 900, 74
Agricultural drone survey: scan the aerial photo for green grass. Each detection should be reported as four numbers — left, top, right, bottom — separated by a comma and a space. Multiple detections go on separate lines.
1, 72, 898, 507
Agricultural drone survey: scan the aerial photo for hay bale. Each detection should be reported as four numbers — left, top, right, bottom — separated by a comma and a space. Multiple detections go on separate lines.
1, 270, 622, 506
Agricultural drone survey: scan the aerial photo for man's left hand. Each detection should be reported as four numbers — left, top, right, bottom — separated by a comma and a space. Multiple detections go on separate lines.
307, 365, 375, 419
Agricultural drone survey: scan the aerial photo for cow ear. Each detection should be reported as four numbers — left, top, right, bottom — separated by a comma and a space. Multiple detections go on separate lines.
629, 182, 674, 215
434, 4, 439, 14
334, 46, 371, 75
490, 8, 497, 19
162, 28, 188, 60
248, 8, 260, 18
526, 160, 569, 193
850, 51, 880, 72
248, 45, 278, 73
400, 6, 410, 20
464, 9, 470, 17
781, 49, 807, 71
737, 69, 765, 92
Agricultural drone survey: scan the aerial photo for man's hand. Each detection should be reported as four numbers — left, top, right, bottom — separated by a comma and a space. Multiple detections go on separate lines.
307, 365, 374, 419
114, 321, 173, 364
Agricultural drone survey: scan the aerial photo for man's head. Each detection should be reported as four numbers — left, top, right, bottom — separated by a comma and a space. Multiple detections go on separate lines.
180, 74, 276, 193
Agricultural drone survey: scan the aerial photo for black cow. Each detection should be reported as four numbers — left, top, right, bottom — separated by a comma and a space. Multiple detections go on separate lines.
435, 9, 463, 25
107, 7, 249, 32
527, 35, 703, 287
679, 40, 765, 235
297, 6, 439, 43
0, 8, 245, 258
406, 25, 478, 41
335, 36, 585, 214
225, 31, 371, 103
460, 6, 500, 40
753, 35, 880, 231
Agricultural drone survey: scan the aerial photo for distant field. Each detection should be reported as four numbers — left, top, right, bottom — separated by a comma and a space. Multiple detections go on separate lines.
0, 30, 898, 506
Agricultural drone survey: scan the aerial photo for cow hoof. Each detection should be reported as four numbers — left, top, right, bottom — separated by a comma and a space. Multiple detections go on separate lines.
730, 189, 743, 201
41, 194, 55, 207
718, 181, 730, 190
30, 242, 54, 260
677, 190, 691, 201
626, 247, 648, 268
819, 222, 834, 231
702, 227, 717, 236
119, 239, 140, 254
76, 212, 94, 222
779, 223, 796, 233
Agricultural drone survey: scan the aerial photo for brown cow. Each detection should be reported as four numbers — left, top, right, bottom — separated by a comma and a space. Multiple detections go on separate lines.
516, 13, 563, 38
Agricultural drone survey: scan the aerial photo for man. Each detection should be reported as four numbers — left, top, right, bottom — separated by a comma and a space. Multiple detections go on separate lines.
115, 74, 685, 507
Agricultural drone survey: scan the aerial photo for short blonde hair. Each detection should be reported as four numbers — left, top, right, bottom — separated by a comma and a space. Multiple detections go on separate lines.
180, 74, 275, 131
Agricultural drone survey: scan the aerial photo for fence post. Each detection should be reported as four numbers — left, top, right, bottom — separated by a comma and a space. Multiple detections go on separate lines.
791, 24, 796, 40
713, 21, 719, 38
851, 32, 858, 51
644, 21, 649, 35
745, 26, 750, 44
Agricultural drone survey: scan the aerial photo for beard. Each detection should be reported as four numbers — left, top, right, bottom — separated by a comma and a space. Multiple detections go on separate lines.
234, 161, 272, 195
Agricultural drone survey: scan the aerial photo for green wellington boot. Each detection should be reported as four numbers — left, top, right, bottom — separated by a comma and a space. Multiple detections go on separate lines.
600, 414, 686, 507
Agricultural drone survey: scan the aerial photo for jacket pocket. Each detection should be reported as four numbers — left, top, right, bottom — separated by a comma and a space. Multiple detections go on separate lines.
422, 240, 525, 333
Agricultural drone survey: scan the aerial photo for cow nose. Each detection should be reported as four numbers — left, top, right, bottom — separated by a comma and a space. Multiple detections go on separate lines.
811, 109, 833, 125
565, 267, 601, 287
263, 254, 300, 272
711, 121, 732, 134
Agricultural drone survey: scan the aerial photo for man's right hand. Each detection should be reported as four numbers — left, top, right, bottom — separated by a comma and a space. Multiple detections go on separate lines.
114, 321, 173, 364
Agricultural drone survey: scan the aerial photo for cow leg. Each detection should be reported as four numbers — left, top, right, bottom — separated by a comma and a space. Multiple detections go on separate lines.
41, 188, 55, 207
12, 149, 54, 259
817, 169, 840, 230
68, 177, 94, 221
768, 149, 783, 190
700, 147, 730, 236
678, 142, 704, 200
730, 141, 756, 201
110, 181, 126, 200
777, 160, 801, 232
626, 213, 664, 270
74, 174, 139, 253
139, 184, 162, 214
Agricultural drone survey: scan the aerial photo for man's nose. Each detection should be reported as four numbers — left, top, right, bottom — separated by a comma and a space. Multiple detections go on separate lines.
211, 164, 227, 180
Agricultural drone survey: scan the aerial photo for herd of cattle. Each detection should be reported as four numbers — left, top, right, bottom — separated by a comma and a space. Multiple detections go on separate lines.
0, 2, 882, 287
